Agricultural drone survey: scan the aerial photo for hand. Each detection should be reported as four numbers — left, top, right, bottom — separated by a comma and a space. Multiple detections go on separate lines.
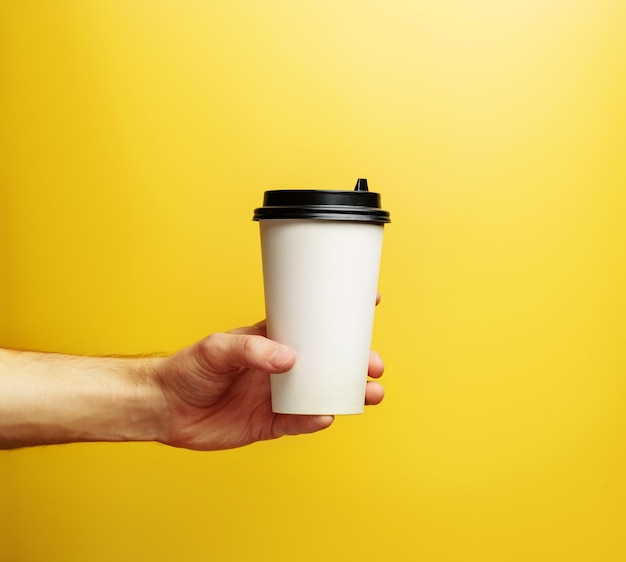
153, 319, 385, 451
0, 293, 384, 450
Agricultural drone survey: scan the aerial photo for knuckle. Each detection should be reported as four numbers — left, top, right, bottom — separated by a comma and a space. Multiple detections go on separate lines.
196, 332, 227, 367
240, 335, 261, 358
201, 332, 226, 352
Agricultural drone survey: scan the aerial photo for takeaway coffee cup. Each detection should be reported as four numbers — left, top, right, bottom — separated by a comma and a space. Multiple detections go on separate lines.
253, 179, 390, 415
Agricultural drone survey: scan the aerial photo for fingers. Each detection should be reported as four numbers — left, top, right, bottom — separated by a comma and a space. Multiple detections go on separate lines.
272, 414, 334, 438
366, 351, 385, 405
272, 380, 383, 440
272, 379, 384, 439
228, 320, 267, 337
196, 332, 296, 374
365, 380, 384, 405
376, 291, 381, 305
368, 351, 384, 379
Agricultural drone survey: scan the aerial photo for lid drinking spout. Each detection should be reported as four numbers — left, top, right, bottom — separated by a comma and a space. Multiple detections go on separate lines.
354, 178, 369, 192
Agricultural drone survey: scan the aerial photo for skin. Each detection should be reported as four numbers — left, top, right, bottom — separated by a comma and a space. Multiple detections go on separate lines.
156, 320, 385, 451
0, 295, 385, 451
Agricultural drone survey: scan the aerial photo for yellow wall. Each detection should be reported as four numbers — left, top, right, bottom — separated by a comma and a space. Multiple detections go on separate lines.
1, 1, 625, 560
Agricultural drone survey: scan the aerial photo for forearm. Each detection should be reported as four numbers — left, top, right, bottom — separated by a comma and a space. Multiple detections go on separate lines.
0, 348, 167, 449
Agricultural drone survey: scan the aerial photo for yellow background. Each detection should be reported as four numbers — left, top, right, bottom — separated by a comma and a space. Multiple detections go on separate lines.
1, 1, 625, 560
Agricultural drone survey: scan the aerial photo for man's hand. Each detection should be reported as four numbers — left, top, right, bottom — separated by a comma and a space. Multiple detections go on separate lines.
154, 321, 385, 451
0, 306, 385, 450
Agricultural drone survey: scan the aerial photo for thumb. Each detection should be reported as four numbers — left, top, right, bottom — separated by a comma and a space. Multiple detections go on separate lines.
195, 332, 296, 374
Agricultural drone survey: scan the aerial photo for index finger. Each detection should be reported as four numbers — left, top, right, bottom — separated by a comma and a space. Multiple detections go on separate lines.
228, 320, 267, 337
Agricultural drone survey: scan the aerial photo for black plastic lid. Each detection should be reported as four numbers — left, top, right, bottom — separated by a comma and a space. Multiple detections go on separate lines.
253, 178, 390, 224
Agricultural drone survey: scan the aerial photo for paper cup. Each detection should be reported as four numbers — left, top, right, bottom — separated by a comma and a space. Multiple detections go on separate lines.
253, 179, 390, 414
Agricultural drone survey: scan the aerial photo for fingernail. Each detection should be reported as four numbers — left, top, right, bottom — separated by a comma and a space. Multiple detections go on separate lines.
269, 347, 294, 369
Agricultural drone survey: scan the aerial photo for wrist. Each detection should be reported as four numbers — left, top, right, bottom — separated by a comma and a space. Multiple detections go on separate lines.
106, 356, 170, 444
0, 350, 170, 448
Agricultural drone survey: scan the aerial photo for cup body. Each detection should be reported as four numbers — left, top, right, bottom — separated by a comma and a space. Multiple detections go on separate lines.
260, 218, 384, 414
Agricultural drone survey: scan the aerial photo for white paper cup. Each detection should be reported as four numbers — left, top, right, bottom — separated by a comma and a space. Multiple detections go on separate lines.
253, 179, 390, 415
